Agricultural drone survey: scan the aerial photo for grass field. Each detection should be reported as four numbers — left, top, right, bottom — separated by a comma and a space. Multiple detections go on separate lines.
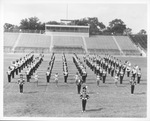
3, 53, 147, 117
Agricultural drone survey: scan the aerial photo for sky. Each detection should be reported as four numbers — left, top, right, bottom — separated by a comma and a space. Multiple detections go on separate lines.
1, 0, 148, 34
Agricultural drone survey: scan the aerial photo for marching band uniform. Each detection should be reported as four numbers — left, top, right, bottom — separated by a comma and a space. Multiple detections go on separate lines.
108, 64, 111, 74
11, 66, 15, 78
54, 73, 58, 86
105, 62, 108, 72
82, 71, 87, 83
34, 72, 38, 82
137, 68, 141, 84
114, 74, 119, 86
7, 67, 12, 82
126, 66, 131, 77
76, 78, 82, 94
119, 70, 124, 84
99, 68, 103, 80
111, 66, 114, 77
18, 74, 25, 93
64, 71, 68, 83
46, 70, 50, 83
102, 70, 107, 83
80, 87, 89, 112
130, 77, 136, 94
26, 69, 30, 82
96, 74, 100, 86
132, 69, 137, 80
119, 61, 122, 71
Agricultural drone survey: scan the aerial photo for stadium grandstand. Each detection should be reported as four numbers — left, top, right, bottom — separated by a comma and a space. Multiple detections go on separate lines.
53, 36, 85, 54
113, 36, 141, 56
85, 35, 120, 55
129, 35, 147, 51
4, 23, 146, 57
4, 33, 19, 52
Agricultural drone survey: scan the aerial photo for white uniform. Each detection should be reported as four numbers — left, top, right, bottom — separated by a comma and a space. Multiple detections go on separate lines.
114, 75, 119, 83
54, 74, 58, 83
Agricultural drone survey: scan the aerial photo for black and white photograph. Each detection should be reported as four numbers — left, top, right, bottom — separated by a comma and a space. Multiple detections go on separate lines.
0, 0, 149, 120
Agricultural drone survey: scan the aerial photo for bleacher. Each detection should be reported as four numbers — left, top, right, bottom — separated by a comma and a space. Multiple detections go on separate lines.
129, 35, 147, 51
114, 36, 141, 55
4, 33, 19, 52
85, 35, 120, 55
15, 34, 51, 53
4, 33, 143, 56
52, 36, 85, 54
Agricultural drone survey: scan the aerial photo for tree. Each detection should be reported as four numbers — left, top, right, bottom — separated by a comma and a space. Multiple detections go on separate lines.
46, 21, 61, 25
20, 18, 29, 29
138, 29, 146, 35
123, 27, 132, 35
28, 16, 40, 30
20, 16, 41, 30
4, 23, 14, 31
109, 19, 126, 35
103, 27, 113, 35
69, 17, 106, 35
37, 22, 45, 30
4, 23, 19, 32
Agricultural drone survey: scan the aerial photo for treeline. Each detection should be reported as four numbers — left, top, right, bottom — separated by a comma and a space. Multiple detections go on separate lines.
4, 16, 147, 35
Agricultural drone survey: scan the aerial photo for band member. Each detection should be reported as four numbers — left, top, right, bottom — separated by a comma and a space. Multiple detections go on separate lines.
7, 66, 12, 82
114, 73, 119, 86
18, 74, 25, 93
119, 69, 124, 84
76, 77, 82, 94
54, 73, 59, 87
26, 68, 30, 82
75, 72, 80, 82
96, 74, 100, 86
108, 64, 111, 74
102, 70, 107, 83
111, 66, 114, 77
132, 68, 137, 80
99, 67, 103, 80
130, 76, 136, 94
137, 68, 141, 84
82, 71, 87, 83
46, 68, 50, 83
126, 66, 131, 77
63, 71, 68, 83
10, 66, 15, 78
80, 87, 89, 112
34, 72, 38, 82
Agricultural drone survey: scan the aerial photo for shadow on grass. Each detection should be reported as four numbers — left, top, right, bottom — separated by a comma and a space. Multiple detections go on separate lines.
134, 92, 146, 95
23, 91, 39, 94
86, 108, 103, 112
137, 83, 147, 85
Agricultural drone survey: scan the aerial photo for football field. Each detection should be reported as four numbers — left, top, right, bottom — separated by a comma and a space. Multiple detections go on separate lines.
3, 53, 147, 117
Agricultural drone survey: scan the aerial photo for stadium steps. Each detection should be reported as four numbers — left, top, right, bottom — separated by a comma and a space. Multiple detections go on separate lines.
112, 36, 124, 55
12, 33, 22, 52
82, 36, 88, 53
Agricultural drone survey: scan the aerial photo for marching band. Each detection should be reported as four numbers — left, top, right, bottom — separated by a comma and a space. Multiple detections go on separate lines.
6, 52, 143, 112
